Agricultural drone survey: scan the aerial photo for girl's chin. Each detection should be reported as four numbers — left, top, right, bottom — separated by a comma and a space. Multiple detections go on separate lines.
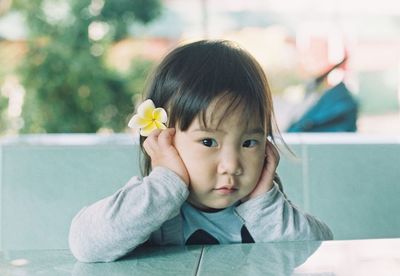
187, 198, 237, 212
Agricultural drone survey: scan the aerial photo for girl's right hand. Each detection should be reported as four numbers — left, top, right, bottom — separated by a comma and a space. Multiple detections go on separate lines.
143, 128, 190, 186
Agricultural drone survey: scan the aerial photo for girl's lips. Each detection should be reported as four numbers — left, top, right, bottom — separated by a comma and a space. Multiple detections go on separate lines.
214, 187, 238, 195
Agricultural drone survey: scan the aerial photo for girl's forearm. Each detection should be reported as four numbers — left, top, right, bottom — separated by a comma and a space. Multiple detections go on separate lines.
68, 167, 188, 262
235, 182, 333, 242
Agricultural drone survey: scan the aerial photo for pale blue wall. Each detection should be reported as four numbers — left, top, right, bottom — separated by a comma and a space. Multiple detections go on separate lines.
277, 135, 400, 240
0, 134, 140, 250
1, 134, 399, 250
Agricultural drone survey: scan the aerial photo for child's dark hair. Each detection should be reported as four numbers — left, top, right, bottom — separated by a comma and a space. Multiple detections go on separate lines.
139, 39, 280, 176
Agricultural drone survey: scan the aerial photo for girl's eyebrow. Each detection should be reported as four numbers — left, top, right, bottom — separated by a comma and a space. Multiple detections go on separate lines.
246, 128, 265, 135
192, 127, 265, 135
192, 127, 224, 133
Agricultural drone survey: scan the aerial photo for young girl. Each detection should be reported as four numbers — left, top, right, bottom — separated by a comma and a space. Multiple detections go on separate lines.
69, 40, 333, 263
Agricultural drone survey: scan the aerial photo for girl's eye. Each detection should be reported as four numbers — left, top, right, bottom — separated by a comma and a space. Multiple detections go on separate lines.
202, 138, 218, 147
242, 139, 258, 148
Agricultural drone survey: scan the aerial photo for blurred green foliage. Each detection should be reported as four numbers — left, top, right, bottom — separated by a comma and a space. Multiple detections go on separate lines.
12, 0, 161, 133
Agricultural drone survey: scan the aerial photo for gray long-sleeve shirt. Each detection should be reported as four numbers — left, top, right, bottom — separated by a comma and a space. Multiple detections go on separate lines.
69, 167, 333, 262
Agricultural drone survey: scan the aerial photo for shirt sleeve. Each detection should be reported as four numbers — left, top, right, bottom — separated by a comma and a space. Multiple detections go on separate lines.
234, 182, 334, 242
68, 167, 189, 262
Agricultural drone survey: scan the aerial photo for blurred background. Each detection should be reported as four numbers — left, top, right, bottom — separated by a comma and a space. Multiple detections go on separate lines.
0, 0, 399, 135
0, 0, 400, 252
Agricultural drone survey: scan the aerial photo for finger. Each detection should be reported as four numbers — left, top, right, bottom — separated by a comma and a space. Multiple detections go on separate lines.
158, 128, 176, 149
257, 142, 279, 183
143, 129, 162, 156
143, 139, 155, 157
145, 129, 162, 147
265, 141, 280, 167
148, 128, 162, 139
258, 157, 270, 182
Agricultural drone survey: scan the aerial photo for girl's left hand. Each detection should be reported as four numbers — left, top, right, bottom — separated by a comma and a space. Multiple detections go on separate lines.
243, 141, 280, 201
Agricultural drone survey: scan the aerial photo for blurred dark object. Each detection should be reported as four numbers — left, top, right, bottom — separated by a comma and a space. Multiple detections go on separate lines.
287, 57, 358, 132
287, 82, 358, 132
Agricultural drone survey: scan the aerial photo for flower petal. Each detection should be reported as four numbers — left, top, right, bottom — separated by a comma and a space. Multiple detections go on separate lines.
137, 99, 155, 119
128, 114, 151, 129
155, 121, 167, 130
140, 122, 158, 137
153, 108, 168, 123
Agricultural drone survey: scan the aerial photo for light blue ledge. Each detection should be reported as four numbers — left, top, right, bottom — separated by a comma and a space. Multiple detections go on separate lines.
0, 133, 399, 250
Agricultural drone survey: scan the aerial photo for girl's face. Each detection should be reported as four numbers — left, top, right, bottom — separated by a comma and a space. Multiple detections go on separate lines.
173, 100, 267, 211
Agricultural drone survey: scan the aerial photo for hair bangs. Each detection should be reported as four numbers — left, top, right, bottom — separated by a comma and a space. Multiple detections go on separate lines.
196, 90, 266, 132
165, 41, 269, 132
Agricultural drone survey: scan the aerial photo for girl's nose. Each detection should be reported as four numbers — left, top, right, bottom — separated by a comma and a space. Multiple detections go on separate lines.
217, 149, 243, 176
